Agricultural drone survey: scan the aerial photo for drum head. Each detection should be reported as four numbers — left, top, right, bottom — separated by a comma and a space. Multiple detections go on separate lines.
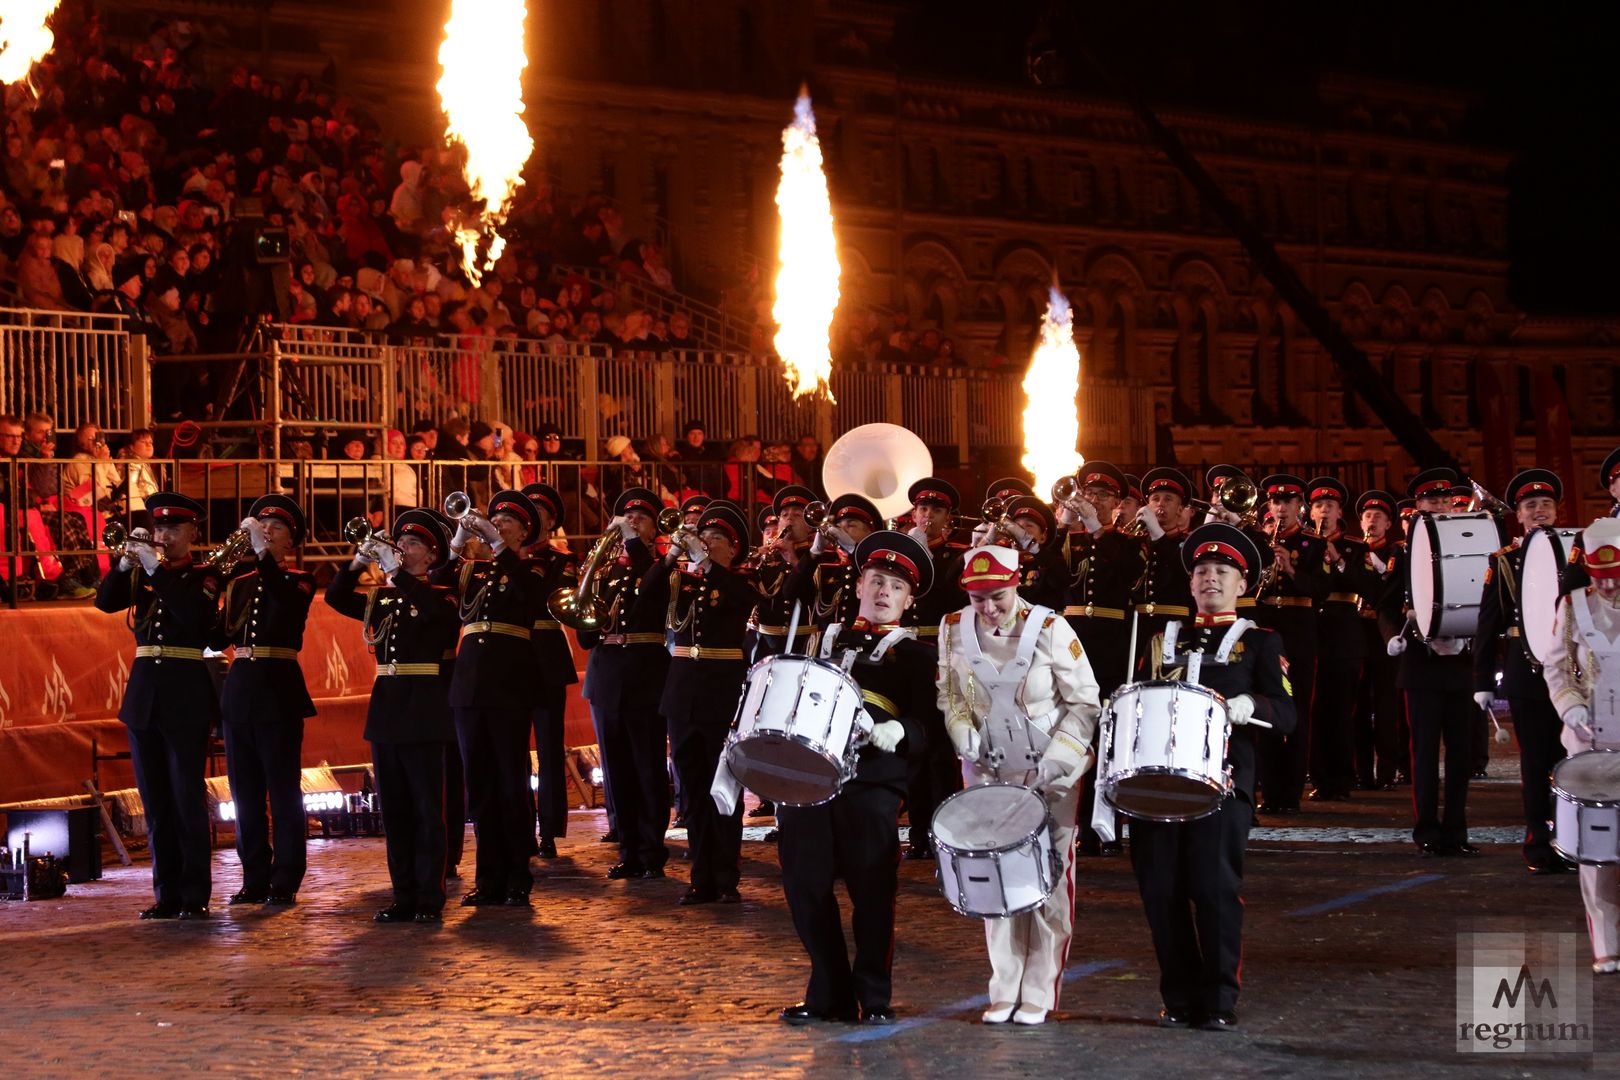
1520, 528, 1570, 664
1408, 515, 1438, 638
728, 736, 843, 807
1554, 750, 1620, 804
931, 784, 1045, 851
1109, 774, 1225, 821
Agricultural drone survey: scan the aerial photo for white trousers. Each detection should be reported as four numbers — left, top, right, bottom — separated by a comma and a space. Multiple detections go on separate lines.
962, 761, 1080, 1011
1561, 726, 1620, 961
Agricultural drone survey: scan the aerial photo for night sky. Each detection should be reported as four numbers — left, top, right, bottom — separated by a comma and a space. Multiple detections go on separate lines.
891, 0, 1620, 316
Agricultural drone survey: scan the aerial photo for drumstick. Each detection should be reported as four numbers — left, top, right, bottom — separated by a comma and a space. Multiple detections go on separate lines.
1243, 718, 1273, 729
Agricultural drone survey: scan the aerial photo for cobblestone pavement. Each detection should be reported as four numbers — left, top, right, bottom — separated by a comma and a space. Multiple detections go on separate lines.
3, 751, 1618, 1078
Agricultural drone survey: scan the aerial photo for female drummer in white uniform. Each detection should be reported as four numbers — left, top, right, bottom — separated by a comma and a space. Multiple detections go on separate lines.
1543, 517, 1620, 973
936, 544, 1101, 1026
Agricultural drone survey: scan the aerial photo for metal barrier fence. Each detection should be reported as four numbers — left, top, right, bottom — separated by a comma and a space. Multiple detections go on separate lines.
0, 308, 142, 435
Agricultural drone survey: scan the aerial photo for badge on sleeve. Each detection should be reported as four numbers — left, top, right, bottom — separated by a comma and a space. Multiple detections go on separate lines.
1069, 639, 1082, 660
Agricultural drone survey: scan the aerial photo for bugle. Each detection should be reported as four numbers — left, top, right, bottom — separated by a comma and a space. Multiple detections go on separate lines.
102, 521, 167, 565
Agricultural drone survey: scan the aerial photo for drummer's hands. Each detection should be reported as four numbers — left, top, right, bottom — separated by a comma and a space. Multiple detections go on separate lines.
1473, 691, 1495, 712
1034, 752, 1079, 794
946, 719, 980, 760
868, 720, 904, 753
1386, 636, 1407, 657
1226, 694, 1257, 726
1563, 705, 1594, 742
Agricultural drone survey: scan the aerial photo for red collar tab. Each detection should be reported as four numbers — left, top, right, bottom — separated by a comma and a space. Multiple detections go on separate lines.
1193, 611, 1237, 628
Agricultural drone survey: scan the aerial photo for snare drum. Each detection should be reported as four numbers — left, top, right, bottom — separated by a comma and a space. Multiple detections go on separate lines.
1100, 680, 1230, 821
1408, 512, 1504, 641
930, 783, 1060, 918
1519, 526, 1583, 664
725, 654, 871, 806
1551, 750, 1620, 865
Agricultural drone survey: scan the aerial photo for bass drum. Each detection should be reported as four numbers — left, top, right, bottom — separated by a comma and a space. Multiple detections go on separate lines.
1519, 526, 1584, 664
1408, 512, 1504, 640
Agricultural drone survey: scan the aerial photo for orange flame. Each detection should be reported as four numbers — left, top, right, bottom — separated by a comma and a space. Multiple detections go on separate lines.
0, 1, 60, 85
436, 0, 532, 284
771, 90, 840, 401
1020, 286, 1083, 494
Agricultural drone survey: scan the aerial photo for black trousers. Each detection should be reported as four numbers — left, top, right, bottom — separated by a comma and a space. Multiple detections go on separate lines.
445, 738, 465, 873
532, 685, 569, 840
589, 695, 619, 835
223, 718, 307, 896
1510, 694, 1566, 863
1353, 624, 1407, 785
372, 740, 447, 913
454, 706, 535, 895
127, 721, 212, 908
1406, 688, 1473, 846
672, 721, 741, 891
596, 697, 673, 874
904, 708, 959, 850
1309, 627, 1363, 793
778, 783, 904, 1015
1129, 795, 1253, 1016
1255, 610, 1316, 808
1073, 614, 1127, 849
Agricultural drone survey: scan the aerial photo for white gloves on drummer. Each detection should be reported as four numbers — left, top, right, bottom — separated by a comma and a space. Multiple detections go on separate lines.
241, 516, 269, 555
1137, 505, 1165, 540
1386, 636, 1407, 657
1564, 705, 1594, 741
947, 719, 980, 761
1034, 753, 1074, 792
1473, 691, 1496, 712
869, 720, 904, 753
1226, 694, 1257, 726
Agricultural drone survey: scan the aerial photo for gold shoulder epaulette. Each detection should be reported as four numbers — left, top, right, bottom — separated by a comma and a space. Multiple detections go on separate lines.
944, 611, 962, 626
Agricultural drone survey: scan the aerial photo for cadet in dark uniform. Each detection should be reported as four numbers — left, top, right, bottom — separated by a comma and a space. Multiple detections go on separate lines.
521, 482, 580, 860
775, 531, 937, 1027
680, 494, 711, 529
1305, 477, 1383, 801
997, 494, 1069, 610
785, 493, 881, 627
1379, 467, 1485, 857
1252, 474, 1328, 813
1471, 468, 1570, 874
449, 490, 544, 906
1130, 468, 1196, 651
94, 492, 223, 920
1130, 523, 1296, 1030
752, 485, 818, 658
898, 476, 967, 859
579, 487, 673, 882
634, 501, 757, 904
327, 510, 460, 922
1350, 491, 1407, 788
219, 494, 316, 906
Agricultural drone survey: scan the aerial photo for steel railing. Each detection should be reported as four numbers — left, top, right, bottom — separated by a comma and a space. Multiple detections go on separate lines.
0, 307, 141, 435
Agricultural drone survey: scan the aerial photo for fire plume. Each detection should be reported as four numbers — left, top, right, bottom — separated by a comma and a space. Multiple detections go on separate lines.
0, 1, 60, 85
436, 0, 533, 284
1020, 285, 1083, 494
771, 89, 840, 401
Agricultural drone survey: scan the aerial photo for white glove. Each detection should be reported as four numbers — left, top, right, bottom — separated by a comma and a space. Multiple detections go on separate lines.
450, 523, 472, 554
970, 522, 992, 546
1473, 691, 1495, 712
351, 544, 378, 569
1226, 694, 1257, 726
1137, 505, 1165, 540
612, 514, 636, 541
121, 527, 148, 571
376, 545, 401, 575
1079, 503, 1103, 534
909, 524, 933, 545
1564, 705, 1593, 741
868, 719, 904, 753
135, 542, 160, 575
1034, 752, 1076, 792
1367, 550, 1388, 575
682, 533, 706, 562
1002, 518, 1032, 550
810, 529, 827, 556
1386, 636, 1407, 657
1055, 504, 1078, 528
471, 514, 500, 544
242, 516, 269, 555
119, 552, 135, 572
834, 527, 856, 554
947, 720, 980, 761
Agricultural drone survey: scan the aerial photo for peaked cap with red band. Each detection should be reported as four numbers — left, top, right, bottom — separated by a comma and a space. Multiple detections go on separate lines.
1507, 468, 1562, 506
249, 494, 307, 544
854, 530, 934, 596
614, 486, 660, 519
1181, 521, 1264, 591
391, 508, 452, 570
489, 489, 542, 546
907, 477, 961, 511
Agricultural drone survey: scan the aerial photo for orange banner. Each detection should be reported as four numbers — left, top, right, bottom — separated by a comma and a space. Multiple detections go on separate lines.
0, 598, 595, 805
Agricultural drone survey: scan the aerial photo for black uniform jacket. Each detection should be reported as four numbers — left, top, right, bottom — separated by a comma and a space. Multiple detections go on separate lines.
1143, 620, 1296, 800
633, 556, 760, 728
218, 550, 317, 723
1471, 541, 1547, 697
1377, 555, 1474, 692
326, 564, 459, 743
94, 558, 224, 731
526, 545, 581, 688
785, 547, 862, 626
449, 546, 542, 709
1131, 530, 1193, 613
822, 626, 937, 793
1065, 527, 1137, 614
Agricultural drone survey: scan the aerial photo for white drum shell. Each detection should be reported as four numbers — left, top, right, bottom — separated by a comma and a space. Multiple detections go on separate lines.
1101, 680, 1231, 822
726, 655, 869, 807
1551, 750, 1620, 865
1409, 512, 1501, 640
930, 783, 1058, 918
1520, 526, 1582, 664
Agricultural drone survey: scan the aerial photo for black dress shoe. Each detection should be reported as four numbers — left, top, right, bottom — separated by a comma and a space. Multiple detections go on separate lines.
1156, 1007, 1196, 1029
780, 1002, 821, 1025
139, 903, 181, 920
229, 889, 268, 905
600, 829, 619, 844
607, 862, 645, 880
1100, 841, 1124, 856
504, 889, 532, 907
460, 888, 503, 906
860, 1006, 897, 1026
1199, 1011, 1238, 1031
413, 909, 443, 924
718, 888, 742, 904
177, 905, 210, 920
265, 891, 297, 906
1527, 861, 1570, 875
374, 904, 415, 923
678, 887, 718, 906
749, 802, 776, 818
763, 829, 780, 844
905, 842, 935, 861
537, 838, 558, 859
1443, 843, 1482, 857
1471, 768, 1489, 780
1418, 842, 1442, 858
639, 867, 666, 879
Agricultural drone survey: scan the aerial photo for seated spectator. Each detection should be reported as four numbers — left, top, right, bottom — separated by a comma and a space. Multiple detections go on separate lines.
144, 280, 197, 354
21, 412, 99, 598
17, 233, 72, 310
791, 433, 823, 493
84, 241, 117, 293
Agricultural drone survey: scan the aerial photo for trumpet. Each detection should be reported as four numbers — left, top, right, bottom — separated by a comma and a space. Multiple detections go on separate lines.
207, 527, 255, 573
657, 506, 708, 558
102, 521, 168, 565
343, 516, 403, 556
803, 501, 841, 537
1051, 474, 1090, 516
1115, 508, 1149, 537
1190, 472, 1259, 526
443, 490, 493, 534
